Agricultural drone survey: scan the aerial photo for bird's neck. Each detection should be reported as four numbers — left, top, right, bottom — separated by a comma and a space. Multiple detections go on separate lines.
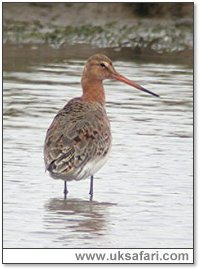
81, 77, 105, 105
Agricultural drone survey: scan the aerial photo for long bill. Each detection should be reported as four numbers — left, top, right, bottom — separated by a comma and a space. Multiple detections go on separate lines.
111, 72, 159, 98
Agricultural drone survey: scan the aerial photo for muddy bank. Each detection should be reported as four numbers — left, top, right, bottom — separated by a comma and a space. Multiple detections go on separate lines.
3, 3, 193, 25
3, 3, 193, 64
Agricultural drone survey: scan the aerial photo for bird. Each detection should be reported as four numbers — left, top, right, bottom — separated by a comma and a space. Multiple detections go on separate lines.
44, 54, 159, 200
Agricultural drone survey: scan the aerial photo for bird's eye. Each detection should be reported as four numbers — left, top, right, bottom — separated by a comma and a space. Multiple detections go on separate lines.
100, 62, 106, 68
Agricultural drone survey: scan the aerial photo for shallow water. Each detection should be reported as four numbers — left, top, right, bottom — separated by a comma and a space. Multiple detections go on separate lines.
3, 47, 193, 248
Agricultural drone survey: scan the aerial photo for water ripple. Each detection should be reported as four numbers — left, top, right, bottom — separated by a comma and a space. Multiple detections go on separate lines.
3, 58, 193, 248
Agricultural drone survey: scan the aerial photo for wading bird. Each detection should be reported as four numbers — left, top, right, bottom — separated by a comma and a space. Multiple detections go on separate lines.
44, 54, 159, 200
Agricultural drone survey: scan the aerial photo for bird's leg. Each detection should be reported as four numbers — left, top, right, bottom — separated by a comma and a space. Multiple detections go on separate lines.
89, 175, 94, 201
64, 181, 68, 199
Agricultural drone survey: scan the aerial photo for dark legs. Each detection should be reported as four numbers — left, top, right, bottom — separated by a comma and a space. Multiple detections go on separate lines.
64, 181, 68, 199
63, 178, 93, 200
89, 175, 94, 200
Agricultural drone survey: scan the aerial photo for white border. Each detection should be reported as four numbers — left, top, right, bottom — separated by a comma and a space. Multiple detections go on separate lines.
3, 248, 194, 264
2, 0, 196, 266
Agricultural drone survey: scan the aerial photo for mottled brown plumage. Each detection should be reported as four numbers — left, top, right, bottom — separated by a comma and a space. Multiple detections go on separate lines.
44, 98, 111, 181
44, 54, 159, 199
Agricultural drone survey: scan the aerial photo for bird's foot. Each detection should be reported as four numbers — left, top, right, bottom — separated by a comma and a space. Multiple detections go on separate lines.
89, 191, 93, 201
89, 175, 94, 201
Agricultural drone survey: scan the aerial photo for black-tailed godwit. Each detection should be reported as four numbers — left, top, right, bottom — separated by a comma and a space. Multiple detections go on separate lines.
44, 54, 159, 199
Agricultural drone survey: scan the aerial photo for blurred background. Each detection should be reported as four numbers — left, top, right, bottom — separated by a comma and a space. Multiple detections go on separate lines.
3, 3, 193, 249
3, 2, 193, 66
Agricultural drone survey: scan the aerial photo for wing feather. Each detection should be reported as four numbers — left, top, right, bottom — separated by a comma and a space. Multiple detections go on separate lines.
44, 97, 111, 180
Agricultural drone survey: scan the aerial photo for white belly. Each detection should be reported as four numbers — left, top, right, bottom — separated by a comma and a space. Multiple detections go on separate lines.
74, 150, 111, 180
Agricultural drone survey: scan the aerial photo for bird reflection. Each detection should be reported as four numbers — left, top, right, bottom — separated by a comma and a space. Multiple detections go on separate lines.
44, 198, 116, 244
